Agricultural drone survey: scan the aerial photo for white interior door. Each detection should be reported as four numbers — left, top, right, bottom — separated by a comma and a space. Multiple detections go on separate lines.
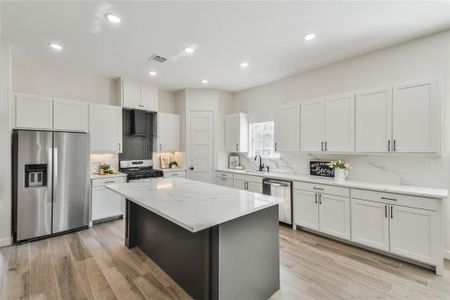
324, 93, 355, 152
355, 87, 392, 152
300, 99, 324, 152
189, 111, 214, 183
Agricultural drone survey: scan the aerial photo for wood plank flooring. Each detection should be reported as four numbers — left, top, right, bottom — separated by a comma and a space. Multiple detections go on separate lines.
0, 220, 449, 299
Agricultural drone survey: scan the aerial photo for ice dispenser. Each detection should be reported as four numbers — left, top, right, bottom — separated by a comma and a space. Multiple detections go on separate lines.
24, 164, 47, 188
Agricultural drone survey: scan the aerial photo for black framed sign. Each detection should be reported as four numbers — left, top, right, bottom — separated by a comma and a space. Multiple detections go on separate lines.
309, 161, 334, 178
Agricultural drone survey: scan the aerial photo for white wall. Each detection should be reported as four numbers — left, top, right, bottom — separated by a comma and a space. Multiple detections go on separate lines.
0, 45, 12, 246
158, 90, 176, 113
232, 30, 450, 256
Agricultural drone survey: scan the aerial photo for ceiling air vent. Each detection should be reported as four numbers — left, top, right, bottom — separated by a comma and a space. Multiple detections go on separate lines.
149, 54, 167, 63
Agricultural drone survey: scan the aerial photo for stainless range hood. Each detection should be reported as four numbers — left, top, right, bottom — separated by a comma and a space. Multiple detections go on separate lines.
130, 109, 148, 136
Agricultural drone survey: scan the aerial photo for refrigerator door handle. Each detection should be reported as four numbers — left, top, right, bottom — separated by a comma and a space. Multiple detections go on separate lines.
52, 147, 58, 202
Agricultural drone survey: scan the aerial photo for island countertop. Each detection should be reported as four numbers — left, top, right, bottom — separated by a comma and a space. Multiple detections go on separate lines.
106, 178, 284, 233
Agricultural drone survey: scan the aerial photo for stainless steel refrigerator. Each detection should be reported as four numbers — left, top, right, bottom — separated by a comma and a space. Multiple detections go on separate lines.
13, 130, 90, 243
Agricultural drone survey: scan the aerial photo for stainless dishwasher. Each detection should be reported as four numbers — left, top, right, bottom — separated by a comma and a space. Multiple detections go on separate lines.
263, 178, 292, 225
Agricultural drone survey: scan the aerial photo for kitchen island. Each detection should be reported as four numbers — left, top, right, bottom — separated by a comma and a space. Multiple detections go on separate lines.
107, 178, 283, 300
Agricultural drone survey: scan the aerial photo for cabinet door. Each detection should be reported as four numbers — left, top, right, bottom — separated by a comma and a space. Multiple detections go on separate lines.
53, 98, 89, 132
15, 94, 53, 129
90, 104, 122, 153
157, 113, 180, 152
392, 79, 440, 153
233, 179, 246, 191
355, 87, 392, 152
215, 177, 234, 188
140, 84, 158, 112
318, 194, 350, 240
390, 205, 441, 265
91, 186, 123, 221
300, 99, 324, 152
164, 171, 186, 178
122, 80, 141, 109
351, 199, 389, 251
225, 113, 240, 152
274, 104, 300, 152
293, 189, 319, 230
324, 93, 355, 152
247, 182, 263, 194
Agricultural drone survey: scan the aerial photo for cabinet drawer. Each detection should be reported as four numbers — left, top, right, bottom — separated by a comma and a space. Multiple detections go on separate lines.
234, 174, 263, 184
351, 189, 439, 211
165, 171, 185, 178
215, 177, 234, 188
294, 181, 349, 197
92, 176, 127, 187
216, 171, 234, 180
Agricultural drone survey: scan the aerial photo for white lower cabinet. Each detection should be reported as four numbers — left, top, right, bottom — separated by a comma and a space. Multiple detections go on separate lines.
318, 194, 350, 240
91, 176, 127, 222
215, 171, 234, 188
233, 174, 263, 193
351, 189, 443, 273
390, 205, 441, 265
293, 185, 350, 240
163, 170, 186, 178
351, 199, 389, 251
293, 190, 319, 230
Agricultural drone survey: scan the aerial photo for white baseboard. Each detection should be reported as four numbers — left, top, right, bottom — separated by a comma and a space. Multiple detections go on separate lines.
444, 250, 450, 260
0, 237, 12, 248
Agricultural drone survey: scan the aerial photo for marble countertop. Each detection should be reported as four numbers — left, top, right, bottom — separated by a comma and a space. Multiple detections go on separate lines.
91, 172, 127, 180
106, 178, 284, 232
216, 168, 448, 199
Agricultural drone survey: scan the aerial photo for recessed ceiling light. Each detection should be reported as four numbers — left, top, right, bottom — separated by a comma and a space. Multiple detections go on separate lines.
49, 43, 63, 51
184, 47, 195, 54
105, 13, 121, 24
240, 62, 249, 69
303, 33, 316, 41
201, 79, 208, 84
149, 71, 157, 77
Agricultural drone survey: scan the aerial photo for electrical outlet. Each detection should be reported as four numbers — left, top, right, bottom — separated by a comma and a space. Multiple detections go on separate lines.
425, 159, 434, 169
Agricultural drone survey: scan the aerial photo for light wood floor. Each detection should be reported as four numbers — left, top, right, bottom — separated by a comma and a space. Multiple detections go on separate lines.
0, 220, 448, 300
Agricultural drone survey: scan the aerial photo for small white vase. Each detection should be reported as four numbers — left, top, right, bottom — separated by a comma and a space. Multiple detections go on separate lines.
334, 168, 349, 183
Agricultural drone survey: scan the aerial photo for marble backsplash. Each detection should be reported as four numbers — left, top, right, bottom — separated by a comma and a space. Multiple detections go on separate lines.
235, 152, 448, 189
90, 153, 119, 174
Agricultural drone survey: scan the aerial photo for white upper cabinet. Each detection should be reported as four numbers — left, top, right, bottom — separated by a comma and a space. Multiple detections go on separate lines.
15, 94, 53, 130
274, 104, 300, 152
225, 113, 248, 152
155, 112, 180, 152
324, 93, 355, 152
392, 78, 440, 153
300, 98, 324, 152
121, 79, 159, 112
53, 98, 89, 132
355, 87, 392, 152
89, 104, 122, 153
140, 84, 159, 112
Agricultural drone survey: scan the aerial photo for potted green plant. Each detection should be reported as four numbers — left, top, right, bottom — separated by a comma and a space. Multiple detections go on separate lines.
169, 161, 178, 169
328, 160, 350, 183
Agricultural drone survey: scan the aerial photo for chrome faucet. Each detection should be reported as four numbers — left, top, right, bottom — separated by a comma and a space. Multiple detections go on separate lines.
254, 155, 265, 172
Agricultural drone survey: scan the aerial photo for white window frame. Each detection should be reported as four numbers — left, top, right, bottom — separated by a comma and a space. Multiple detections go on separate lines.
248, 121, 280, 159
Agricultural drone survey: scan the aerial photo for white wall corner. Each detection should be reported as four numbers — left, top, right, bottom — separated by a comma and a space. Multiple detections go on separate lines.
0, 236, 12, 248
444, 250, 450, 260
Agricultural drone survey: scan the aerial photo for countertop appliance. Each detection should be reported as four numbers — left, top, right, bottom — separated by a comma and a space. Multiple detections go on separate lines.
263, 178, 292, 225
120, 159, 163, 182
13, 130, 90, 243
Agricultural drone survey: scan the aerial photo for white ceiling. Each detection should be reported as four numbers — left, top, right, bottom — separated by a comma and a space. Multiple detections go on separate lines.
2, 1, 450, 92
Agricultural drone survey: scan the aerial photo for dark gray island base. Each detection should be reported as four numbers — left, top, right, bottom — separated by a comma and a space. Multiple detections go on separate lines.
125, 199, 280, 300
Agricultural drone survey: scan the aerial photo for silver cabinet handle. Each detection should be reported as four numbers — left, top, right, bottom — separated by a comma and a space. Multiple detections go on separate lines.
313, 187, 324, 191
390, 206, 393, 219
314, 193, 318, 204
385, 205, 388, 218
160, 144, 162, 151
387, 140, 391, 152
236, 144, 239, 151
381, 197, 397, 201
104, 180, 115, 184
318, 194, 322, 205
274, 143, 278, 152
321, 142, 324, 151
118, 143, 121, 151
325, 141, 328, 151
393, 140, 396, 152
